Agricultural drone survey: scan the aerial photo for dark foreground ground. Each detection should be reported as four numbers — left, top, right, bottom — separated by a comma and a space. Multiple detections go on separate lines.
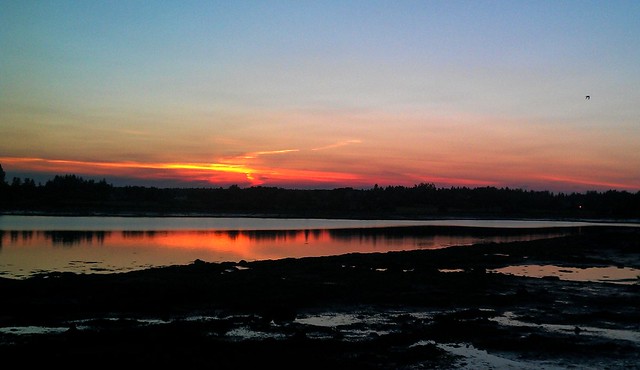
1, 226, 639, 369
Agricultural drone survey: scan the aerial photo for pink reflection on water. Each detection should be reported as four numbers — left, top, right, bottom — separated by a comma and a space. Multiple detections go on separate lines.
1, 229, 569, 279
491, 264, 640, 285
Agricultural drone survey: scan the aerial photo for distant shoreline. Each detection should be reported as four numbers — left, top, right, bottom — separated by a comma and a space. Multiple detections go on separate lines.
3, 178, 639, 221
2, 210, 640, 226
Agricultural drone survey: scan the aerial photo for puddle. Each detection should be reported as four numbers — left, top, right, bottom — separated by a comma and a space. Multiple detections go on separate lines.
295, 312, 365, 327
491, 312, 640, 344
412, 341, 583, 370
0, 326, 69, 335
490, 264, 639, 284
225, 327, 287, 340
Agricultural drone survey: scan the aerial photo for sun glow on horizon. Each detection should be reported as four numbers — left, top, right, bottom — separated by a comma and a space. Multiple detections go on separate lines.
2, 155, 638, 192
0, 156, 367, 188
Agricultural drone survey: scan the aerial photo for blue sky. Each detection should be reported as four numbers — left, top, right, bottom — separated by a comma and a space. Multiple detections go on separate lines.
2, 1, 639, 191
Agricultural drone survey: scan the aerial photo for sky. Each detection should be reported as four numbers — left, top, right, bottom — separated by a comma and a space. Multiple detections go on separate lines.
1, 0, 639, 192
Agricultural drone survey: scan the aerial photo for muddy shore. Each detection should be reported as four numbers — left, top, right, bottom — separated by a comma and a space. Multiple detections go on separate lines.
1, 225, 638, 369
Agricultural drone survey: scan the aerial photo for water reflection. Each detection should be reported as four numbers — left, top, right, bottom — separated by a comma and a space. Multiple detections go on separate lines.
491, 264, 640, 285
0, 226, 573, 279
1, 227, 569, 247
45, 231, 110, 246
327, 226, 571, 247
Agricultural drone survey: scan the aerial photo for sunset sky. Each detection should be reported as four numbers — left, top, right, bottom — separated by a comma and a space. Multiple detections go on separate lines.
2, 1, 639, 192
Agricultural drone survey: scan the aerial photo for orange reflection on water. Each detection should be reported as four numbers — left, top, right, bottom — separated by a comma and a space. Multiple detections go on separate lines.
0, 229, 369, 278
118, 229, 336, 261
0, 229, 572, 279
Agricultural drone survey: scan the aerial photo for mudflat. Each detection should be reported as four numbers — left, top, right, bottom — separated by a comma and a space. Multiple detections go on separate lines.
0, 225, 638, 369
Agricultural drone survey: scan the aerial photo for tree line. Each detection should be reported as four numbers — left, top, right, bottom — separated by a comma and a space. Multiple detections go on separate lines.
0, 165, 638, 219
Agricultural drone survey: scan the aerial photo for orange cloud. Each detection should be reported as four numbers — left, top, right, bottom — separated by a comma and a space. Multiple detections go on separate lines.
2, 152, 638, 191
0, 156, 361, 187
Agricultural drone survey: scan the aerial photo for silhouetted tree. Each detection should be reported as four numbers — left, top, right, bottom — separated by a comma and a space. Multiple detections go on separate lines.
0, 164, 5, 185
0, 170, 638, 219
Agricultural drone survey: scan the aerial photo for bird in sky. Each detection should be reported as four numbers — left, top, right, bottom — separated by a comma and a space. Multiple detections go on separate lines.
585, 95, 590, 100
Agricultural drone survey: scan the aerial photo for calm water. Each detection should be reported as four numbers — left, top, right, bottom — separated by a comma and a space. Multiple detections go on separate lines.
0, 215, 637, 280
0, 215, 623, 231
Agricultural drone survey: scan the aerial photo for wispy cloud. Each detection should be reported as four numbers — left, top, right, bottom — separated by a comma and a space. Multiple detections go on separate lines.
536, 175, 637, 191
311, 140, 361, 151
239, 149, 300, 159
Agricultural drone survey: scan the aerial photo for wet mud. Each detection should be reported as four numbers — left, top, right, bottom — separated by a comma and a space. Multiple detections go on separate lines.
0, 226, 638, 369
